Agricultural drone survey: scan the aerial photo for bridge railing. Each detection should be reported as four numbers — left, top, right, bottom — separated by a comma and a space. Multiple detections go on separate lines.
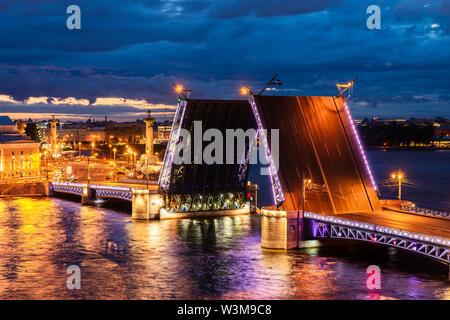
401, 204, 450, 219
51, 181, 84, 188
50, 182, 135, 201
51, 181, 84, 196
304, 212, 450, 264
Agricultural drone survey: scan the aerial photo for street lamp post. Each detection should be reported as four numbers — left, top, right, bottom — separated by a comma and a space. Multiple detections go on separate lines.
113, 147, 117, 163
109, 144, 112, 159
91, 142, 95, 158
299, 174, 312, 248
87, 157, 91, 184
392, 173, 403, 201
78, 142, 81, 159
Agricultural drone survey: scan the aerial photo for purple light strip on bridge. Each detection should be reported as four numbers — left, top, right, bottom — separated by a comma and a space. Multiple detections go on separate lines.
158, 99, 187, 191
342, 101, 378, 191
304, 212, 450, 246
248, 94, 285, 206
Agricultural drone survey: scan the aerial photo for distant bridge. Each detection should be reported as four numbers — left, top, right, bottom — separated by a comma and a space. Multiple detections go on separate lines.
49, 181, 163, 219
51, 182, 134, 202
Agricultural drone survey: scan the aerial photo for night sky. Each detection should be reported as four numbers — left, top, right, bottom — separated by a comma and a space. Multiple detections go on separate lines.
0, 0, 448, 120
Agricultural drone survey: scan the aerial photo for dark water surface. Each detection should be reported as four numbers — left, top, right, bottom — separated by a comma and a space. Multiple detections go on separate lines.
0, 150, 449, 299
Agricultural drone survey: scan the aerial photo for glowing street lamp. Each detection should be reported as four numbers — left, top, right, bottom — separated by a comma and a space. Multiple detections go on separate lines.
173, 83, 192, 99
391, 172, 404, 201
175, 85, 183, 93
240, 87, 251, 96
91, 142, 95, 157
109, 144, 112, 159
113, 147, 117, 163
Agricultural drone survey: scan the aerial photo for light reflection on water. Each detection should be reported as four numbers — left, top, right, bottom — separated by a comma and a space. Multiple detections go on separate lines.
0, 197, 448, 299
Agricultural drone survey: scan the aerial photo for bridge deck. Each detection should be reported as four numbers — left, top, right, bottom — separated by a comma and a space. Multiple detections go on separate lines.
339, 210, 450, 240
252, 95, 380, 213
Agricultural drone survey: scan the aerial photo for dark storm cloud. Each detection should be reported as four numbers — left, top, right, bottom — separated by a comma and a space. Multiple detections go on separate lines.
0, 0, 448, 118
438, 95, 450, 102
207, 0, 342, 19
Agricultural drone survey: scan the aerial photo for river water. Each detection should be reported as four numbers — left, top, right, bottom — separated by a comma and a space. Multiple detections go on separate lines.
0, 150, 449, 299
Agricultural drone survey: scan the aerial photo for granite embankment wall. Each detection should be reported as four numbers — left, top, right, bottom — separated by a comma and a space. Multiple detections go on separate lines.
0, 182, 46, 197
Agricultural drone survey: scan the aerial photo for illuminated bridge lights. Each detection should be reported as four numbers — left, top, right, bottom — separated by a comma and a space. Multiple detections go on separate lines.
248, 94, 285, 206
158, 99, 188, 191
52, 181, 84, 188
342, 101, 378, 191
91, 185, 132, 192
52, 182, 134, 192
304, 212, 450, 246
305, 212, 450, 263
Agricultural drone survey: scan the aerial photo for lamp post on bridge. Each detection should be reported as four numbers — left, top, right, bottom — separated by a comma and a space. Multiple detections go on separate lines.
392, 172, 403, 201
298, 173, 313, 248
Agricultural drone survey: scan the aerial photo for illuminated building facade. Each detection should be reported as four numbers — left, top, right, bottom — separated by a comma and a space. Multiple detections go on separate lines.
0, 116, 41, 179
0, 136, 40, 179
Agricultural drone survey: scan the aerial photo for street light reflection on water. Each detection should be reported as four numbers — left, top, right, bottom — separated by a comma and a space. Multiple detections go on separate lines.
0, 197, 448, 300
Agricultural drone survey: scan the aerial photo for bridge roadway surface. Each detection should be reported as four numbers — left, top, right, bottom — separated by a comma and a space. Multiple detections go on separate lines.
252, 95, 380, 214
337, 210, 450, 240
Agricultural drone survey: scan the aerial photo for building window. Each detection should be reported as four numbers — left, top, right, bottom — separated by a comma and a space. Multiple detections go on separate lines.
28, 154, 33, 169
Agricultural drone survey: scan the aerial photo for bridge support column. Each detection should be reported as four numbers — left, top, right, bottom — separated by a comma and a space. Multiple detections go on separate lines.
261, 209, 303, 249
44, 182, 54, 197
81, 184, 92, 205
132, 190, 163, 220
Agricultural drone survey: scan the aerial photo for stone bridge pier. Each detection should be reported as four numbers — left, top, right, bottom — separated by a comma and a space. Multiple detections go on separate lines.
49, 182, 164, 220
131, 189, 164, 220
81, 185, 92, 205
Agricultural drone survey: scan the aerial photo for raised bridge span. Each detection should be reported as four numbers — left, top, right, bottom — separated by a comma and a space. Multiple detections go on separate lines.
250, 94, 449, 268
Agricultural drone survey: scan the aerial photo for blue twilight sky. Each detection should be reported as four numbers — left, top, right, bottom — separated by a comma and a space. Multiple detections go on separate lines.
0, 0, 448, 121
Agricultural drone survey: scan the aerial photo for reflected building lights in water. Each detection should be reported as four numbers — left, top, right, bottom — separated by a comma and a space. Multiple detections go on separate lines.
0, 195, 448, 299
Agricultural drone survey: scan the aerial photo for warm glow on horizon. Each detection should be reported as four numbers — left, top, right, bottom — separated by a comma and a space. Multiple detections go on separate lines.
0, 94, 16, 103
0, 94, 177, 121
0, 94, 177, 110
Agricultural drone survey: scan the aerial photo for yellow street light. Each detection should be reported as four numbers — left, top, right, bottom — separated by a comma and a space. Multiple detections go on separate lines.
175, 85, 183, 93
391, 172, 404, 201
240, 87, 250, 95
